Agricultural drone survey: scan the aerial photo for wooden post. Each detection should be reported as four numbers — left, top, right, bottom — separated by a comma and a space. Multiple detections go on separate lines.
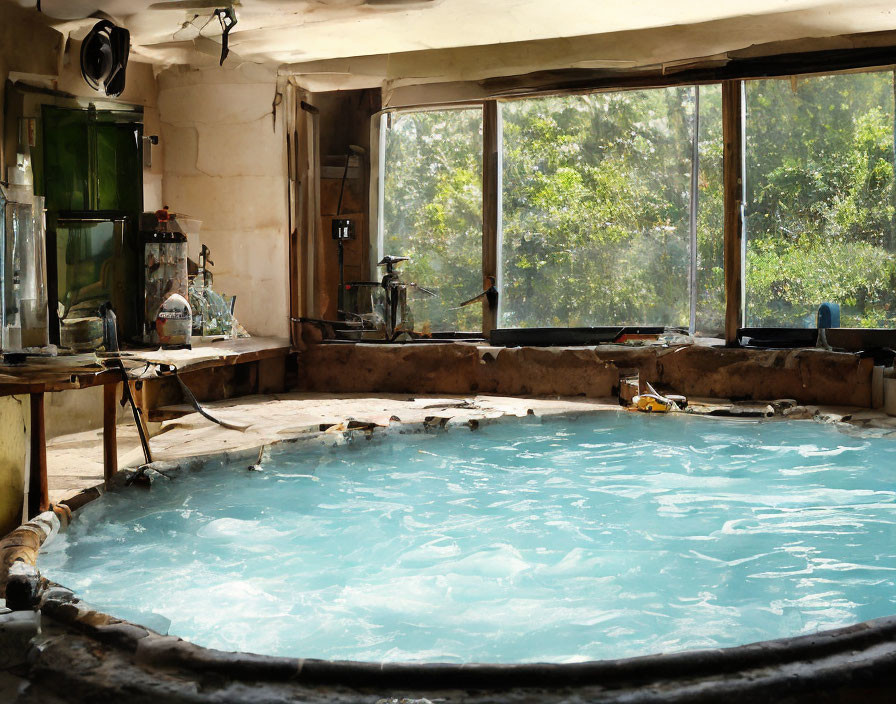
482, 100, 500, 337
103, 382, 118, 487
722, 80, 745, 346
28, 392, 48, 517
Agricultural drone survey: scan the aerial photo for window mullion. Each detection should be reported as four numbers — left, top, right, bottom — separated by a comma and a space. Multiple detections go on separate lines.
482, 100, 500, 336
689, 86, 700, 335
722, 80, 745, 346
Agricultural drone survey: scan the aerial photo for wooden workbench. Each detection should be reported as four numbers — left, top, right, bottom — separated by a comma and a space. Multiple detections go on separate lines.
0, 337, 292, 519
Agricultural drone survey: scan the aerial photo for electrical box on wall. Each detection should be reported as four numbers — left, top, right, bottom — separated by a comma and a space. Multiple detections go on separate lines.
331, 217, 354, 241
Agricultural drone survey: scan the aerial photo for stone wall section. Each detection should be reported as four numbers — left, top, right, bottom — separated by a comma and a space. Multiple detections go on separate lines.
297, 342, 874, 407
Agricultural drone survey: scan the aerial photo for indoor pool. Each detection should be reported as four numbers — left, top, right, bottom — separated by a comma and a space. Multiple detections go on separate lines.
39, 413, 896, 664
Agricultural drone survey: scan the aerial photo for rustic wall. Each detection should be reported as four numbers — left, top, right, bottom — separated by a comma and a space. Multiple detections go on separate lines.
310, 89, 380, 318
158, 63, 289, 337
0, 3, 62, 181
297, 342, 874, 407
0, 396, 29, 537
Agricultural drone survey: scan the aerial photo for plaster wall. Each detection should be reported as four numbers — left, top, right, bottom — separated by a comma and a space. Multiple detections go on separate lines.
42, 385, 129, 440
158, 63, 289, 337
0, 395, 29, 537
284, 12, 896, 97
0, 2, 62, 180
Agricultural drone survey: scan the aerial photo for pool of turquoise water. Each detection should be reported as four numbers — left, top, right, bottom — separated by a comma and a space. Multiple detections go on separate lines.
39, 413, 896, 663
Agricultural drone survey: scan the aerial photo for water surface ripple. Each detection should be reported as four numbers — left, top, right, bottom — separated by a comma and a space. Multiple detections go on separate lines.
40, 414, 896, 663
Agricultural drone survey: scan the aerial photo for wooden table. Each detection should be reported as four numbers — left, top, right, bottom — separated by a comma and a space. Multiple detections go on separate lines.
0, 337, 292, 518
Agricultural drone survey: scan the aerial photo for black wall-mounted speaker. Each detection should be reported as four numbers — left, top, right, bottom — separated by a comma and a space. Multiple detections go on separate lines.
80, 20, 130, 98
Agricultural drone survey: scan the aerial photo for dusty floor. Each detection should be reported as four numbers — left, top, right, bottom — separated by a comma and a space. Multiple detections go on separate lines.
46, 391, 896, 506
46, 393, 620, 503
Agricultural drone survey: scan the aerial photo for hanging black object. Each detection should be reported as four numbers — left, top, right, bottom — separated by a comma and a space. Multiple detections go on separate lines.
214, 7, 237, 65
80, 20, 130, 97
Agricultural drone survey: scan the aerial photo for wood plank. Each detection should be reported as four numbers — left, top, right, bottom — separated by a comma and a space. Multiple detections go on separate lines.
482, 100, 500, 336
258, 356, 287, 394
121, 337, 292, 377
28, 392, 48, 516
0, 339, 292, 397
309, 105, 323, 318
722, 80, 745, 347
102, 382, 118, 487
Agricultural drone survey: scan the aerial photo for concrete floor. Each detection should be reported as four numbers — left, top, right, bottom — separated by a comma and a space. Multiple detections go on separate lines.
45, 391, 896, 506
46, 393, 622, 504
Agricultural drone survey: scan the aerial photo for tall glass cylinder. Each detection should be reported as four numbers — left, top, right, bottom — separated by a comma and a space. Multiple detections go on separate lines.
1, 186, 50, 351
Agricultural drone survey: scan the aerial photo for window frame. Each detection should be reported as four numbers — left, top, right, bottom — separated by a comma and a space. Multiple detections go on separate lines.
372, 54, 896, 342
374, 104, 488, 333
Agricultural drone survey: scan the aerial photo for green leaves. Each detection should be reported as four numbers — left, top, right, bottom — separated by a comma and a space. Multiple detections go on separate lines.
745, 71, 896, 327
381, 70, 896, 334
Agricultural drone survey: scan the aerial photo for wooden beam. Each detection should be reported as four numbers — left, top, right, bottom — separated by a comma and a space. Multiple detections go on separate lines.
481, 44, 896, 100
722, 80, 745, 346
482, 100, 500, 336
308, 104, 323, 318
28, 392, 48, 517
103, 382, 118, 487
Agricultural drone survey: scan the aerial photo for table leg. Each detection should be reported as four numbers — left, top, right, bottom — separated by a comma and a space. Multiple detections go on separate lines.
28, 392, 48, 517
103, 382, 118, 487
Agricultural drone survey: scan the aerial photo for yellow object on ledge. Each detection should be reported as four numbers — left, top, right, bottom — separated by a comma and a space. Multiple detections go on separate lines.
632, 382, 682, 413
633, 394, 675, 413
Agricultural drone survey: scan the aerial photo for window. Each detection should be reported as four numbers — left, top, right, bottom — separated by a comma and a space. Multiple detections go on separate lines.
379, 108, 483, 332
744, 71, 896, 328
374, 65, 896, 336
500, 86, 723, 333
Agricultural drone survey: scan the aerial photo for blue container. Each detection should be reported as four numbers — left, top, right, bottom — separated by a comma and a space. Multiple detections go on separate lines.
817, 302, 840, 328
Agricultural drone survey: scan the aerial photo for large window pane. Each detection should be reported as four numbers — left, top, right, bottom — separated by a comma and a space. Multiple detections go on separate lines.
500, 86, 723, 332
380, 108, 483, 332
745, 71, 896, 327
695, 86, 725, 336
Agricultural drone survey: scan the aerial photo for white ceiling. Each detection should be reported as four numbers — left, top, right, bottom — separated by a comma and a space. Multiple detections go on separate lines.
16, 0, 896, 68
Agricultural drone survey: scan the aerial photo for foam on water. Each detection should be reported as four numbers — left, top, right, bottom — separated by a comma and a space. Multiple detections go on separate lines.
39, 413, 896, 663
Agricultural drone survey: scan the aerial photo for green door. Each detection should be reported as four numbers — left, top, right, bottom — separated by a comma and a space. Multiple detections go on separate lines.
41, 104, 144, 341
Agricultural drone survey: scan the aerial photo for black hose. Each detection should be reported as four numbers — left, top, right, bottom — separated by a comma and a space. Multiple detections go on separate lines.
100, 305, 153, 465
173, 373, 248, 432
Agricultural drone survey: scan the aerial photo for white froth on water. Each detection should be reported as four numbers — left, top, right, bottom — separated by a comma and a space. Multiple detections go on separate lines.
39, 414, 896, 663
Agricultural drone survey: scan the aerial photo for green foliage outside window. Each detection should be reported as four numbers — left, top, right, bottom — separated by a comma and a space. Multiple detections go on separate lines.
380, 69, 896, 333
382, 109, 483, 332
745, 71, 896, 327
501, 87, 724, 332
